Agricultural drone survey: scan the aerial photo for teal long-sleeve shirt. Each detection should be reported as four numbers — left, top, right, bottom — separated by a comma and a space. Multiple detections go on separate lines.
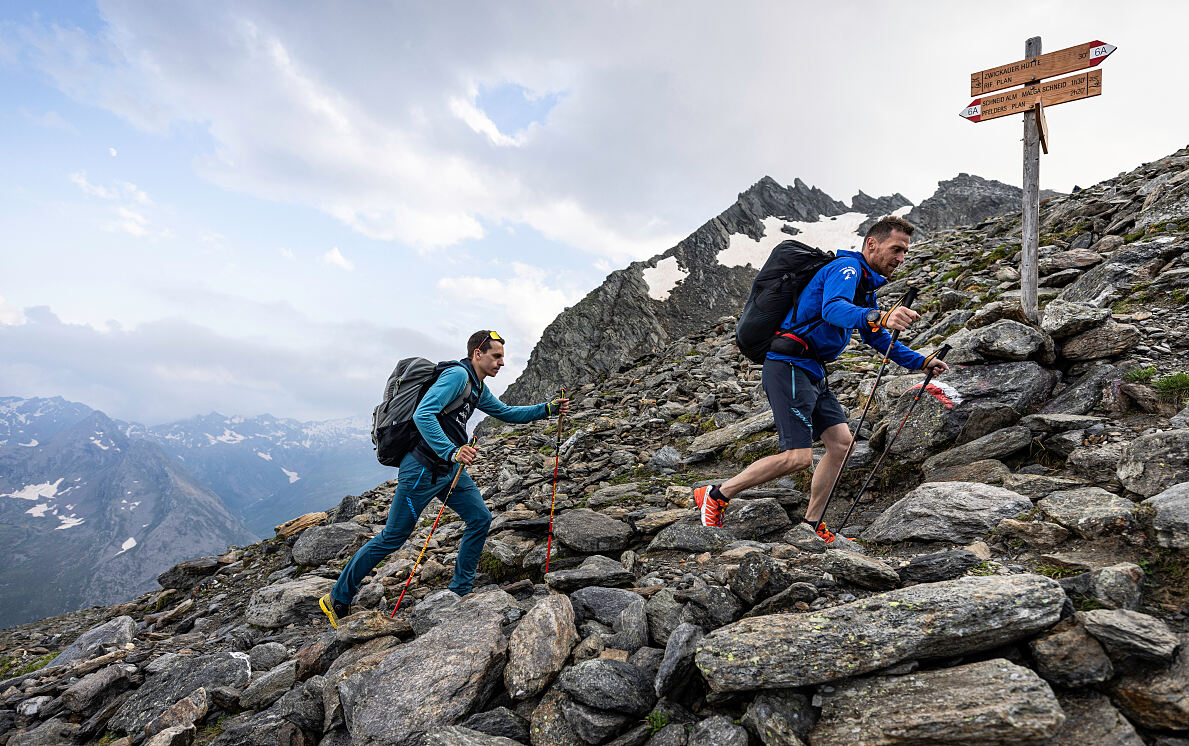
413, 365, 550, 461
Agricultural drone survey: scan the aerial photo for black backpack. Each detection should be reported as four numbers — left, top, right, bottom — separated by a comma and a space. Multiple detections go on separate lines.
735, 240, 840, 363
371, 359, 471, 467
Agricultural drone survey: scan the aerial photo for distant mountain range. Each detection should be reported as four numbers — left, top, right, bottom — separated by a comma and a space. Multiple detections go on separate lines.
0, 396, 391, 628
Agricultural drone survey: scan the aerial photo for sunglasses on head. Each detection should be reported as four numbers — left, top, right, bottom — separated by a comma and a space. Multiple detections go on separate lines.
479, 331, 504, 351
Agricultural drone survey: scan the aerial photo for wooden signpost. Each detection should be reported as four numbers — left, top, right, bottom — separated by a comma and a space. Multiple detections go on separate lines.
961, 37, 1115, 323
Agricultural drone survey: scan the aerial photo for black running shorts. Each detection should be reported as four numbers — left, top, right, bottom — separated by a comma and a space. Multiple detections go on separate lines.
762, 359, 849, 450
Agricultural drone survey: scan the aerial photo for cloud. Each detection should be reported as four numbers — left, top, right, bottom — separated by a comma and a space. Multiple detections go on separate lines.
0, 296, 24, 326
68, 172, 165, 238
109, 147, 118, 157
321, 246, 353, 271
449, 92, 525, 147
0, 303, 454, 423
21, 108, 79, 134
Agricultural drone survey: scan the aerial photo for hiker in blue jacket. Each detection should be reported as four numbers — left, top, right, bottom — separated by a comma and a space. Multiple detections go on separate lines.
694, 215, 948, 541
321, 330, 568, 628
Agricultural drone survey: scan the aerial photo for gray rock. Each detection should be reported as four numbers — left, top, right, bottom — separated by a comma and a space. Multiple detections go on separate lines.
649, 446, 684, 473
1061, 321, 1141, 360
556, 659, 656, 716
1068, 441, 1125, 484
459, 708, 530, 743
811, 659, 1064, 745
1079, 609, 1180, 662
505, 596, 579, 700
292, 522, 370, 567
648, 724, 689, 746
685, 411, 775, 459
7, 717, 81, 746
687, 716, 748, 746
341, 608, 508, 746
62, 662, 135, 713
1172, 404, 1189, 429
654, 623, 705, 699
896, 550, 981, 583
646, 522, 730, 553
921, 426, 1033, 475
728, 552, 796, 606
644, 588, 685, 647
1119, 430, 1189, 497
1002, 472, 1088, 498
1037, 487, 1138, 539
545, 555, 634, 593
249, 642, 289, 674
1109, 633, 1189, 732
603, 597, 650, 653
240, 660, 298, 710
48, 615, 137, 668
110, 652, 251, 735
723, 498, 792, 540
529, 689, 582, 746
862, 482, 1032, 543
1041, 300, 1112, 339
1059, 239, 1183, 308
1039, 248, 1103, 274
244, 575, 335, 628
678, 586, 743, 630
695, 574, 1064, 690
553, 509, 633, 553
628, 646, 664, 682
1143, 482, 1189, 549
1060, 563, 1145, 611
569, 587, 642, 626
424, 726, 523, 746
1042, 363, 1119, 415
965, 319, 1048, 360
823, 549, 899, 590
145, 724, 195, 746
1051, 690, 1145, 746
562, 699, 630, 744
1029, 616, 1114, 687
211, 676, 324, 746
742, 691, 814, 745
156, 557, 220, 591
143, 687, 209, 741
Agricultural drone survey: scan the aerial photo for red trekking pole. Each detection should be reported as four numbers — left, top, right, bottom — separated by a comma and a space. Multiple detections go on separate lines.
545, 387, 565, 574
390, 436, 477, 617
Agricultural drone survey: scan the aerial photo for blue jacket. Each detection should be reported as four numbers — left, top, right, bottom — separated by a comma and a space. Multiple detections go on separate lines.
767, 249, 925, 379
413, 361, 549, 461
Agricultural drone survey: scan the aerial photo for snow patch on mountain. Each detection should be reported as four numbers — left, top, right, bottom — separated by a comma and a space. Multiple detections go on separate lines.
717, 213, 873, 269
256, 451, 273, 461
642, 256, 687, 301
281, 468, 300, 483
115, 537, 137, 556
18, 439, 38, 447
55, 515, 84, 530
3, 478, 64, 501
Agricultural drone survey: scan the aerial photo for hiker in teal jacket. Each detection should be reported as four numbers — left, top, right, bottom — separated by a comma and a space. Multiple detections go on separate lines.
321, 330, 568, 628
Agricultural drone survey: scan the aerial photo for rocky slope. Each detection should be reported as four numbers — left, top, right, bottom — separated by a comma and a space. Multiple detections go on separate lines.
503, 172, 1031, 405
1, 147, 1188, 745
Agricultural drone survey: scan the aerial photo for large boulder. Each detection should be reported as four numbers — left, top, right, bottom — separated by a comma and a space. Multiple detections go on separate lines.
110, 652, 251, 735
341, 608, 508, 746
695, 574, 1064, 690
1058, 239, 1183, 307
545, 555, 633, 593
685, 410, 774, 460
1060, 321, 1141, 361
921, 425, 1033, 475
1040, 300, 1111, 339
1051, 690, 1145, 746
722, 498, 792, 539
504, 595, 578, 700
811, 659, 1064, 745
646, 522, 730, 553
553, 509, 633, 553
48, 616, 137, 668
292, 522, 371, 567
1142, 482, 1189, 549
555, 659, 656, 717
1042, 363, 1119, 415
1118, 430, 1189, 497
1037, 488, 1138, 539
964, 319, 1049, 360
862, 482, 1032, 543
1110, 633, 1189, 732
569, 587, 642, 626
245, 576, 335, 628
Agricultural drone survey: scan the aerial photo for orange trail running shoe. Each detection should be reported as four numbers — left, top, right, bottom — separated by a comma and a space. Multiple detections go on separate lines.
693, 485, 728, 528
814, 521, 836, 543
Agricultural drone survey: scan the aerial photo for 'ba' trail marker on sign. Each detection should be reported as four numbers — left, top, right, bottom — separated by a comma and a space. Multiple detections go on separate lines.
960, 37, 1116, 325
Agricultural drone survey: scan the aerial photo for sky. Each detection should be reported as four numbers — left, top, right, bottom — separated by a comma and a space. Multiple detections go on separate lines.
2, 1, 1186, 424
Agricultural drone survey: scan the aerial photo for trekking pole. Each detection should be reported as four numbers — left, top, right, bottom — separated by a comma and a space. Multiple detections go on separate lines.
836, 343, 952, 532
544, 387, 565, 574
390, 435, 477, 617
815, 287, 918, 532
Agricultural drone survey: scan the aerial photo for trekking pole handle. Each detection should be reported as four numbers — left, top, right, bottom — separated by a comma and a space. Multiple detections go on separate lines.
900, 286, 919, 309
921, 343, 952, 370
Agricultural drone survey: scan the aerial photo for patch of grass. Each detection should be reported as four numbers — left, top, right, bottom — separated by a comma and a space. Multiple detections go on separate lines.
1154, 372, 1189, 407
1137, 547, 1189, 608
1124, 366, 1157, 383
1034, 564, 1081, 579
969, 561, 997, 576
1172, 288, 1188, 305
477, 551, 535, 584
1124, 229, 1146, 244
646, 710, 670, 735
195, 715, 231, 745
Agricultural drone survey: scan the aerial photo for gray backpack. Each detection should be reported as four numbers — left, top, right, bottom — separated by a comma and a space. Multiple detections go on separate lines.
371, 359, 470, 466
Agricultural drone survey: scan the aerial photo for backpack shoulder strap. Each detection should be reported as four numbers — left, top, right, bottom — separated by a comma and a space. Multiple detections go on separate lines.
435, 361, 474, 415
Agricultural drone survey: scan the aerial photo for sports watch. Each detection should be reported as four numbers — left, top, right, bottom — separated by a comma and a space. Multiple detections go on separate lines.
865, 308, 882, 326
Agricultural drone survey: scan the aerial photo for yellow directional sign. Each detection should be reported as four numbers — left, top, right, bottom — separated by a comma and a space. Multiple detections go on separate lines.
970, 40, 1115, 97
960, 69, 1102, 123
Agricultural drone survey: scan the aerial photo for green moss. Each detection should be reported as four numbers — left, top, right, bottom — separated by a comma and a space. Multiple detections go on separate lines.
1034, 563, 1081, 579
1172, 289, 1188, 305
646, 711, 670, 734
968, 561, 996, 576
1124, 229, 1146, 244
477, 551, 535, 584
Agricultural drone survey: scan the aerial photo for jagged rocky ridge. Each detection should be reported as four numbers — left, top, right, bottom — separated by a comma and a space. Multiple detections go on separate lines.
2, 147, 1189, 745
504, 171, 1046, 405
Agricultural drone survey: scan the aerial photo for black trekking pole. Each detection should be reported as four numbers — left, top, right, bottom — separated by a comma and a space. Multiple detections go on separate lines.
836, 343, 952, 532
544, 387, 565, 574
815, 286, 918, 533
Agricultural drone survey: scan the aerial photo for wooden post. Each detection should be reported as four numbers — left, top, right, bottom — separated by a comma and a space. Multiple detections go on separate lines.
1021, 36, 1042, 324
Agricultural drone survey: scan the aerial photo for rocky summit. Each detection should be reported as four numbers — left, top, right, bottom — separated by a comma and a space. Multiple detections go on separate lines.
2, 147, 1189, 745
